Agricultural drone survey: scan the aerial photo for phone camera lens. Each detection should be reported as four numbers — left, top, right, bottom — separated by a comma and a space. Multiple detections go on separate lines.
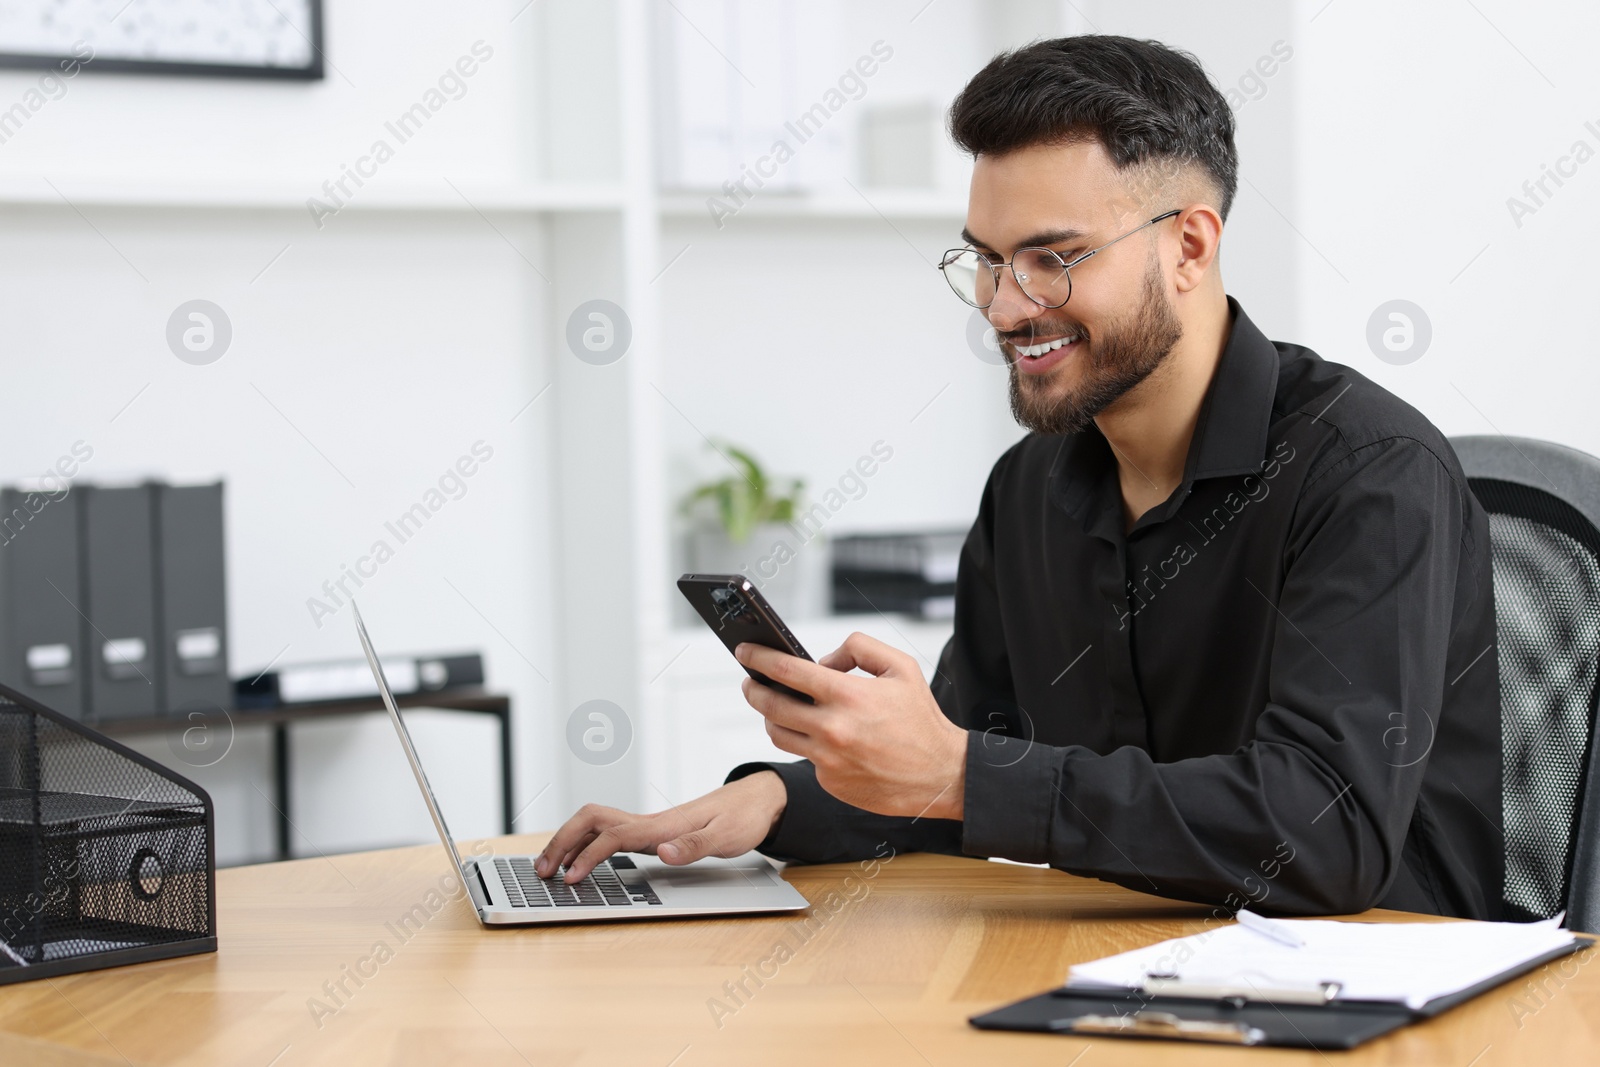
710, 586, 751, 626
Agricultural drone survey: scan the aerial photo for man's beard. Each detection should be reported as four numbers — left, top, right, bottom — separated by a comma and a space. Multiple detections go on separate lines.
1006, 263, 1183, 436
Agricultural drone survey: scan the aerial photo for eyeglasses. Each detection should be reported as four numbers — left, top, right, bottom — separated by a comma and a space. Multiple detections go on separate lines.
938, 209, 1181, 310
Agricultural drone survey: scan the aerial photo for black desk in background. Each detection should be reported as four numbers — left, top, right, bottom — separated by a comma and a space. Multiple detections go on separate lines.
96, 688, 514, 862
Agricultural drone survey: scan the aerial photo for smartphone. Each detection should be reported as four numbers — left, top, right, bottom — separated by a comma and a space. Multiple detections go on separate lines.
677, 574, 815, 704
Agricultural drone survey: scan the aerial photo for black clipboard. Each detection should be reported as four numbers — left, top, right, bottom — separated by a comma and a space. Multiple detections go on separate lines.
969, 937, 1590, 1049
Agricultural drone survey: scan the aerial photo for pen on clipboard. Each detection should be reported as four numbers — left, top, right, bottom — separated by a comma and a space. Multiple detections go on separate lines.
1235, 908, 1306, 948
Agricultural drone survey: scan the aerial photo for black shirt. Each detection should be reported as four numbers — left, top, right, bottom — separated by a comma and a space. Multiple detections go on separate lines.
731, 296, 1503, 919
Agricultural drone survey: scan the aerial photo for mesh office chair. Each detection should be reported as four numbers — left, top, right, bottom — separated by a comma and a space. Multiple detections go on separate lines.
1452, 435, 1600, 932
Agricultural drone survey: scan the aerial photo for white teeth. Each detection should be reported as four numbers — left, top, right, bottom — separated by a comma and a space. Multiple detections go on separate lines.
1013, 335, 1080, 358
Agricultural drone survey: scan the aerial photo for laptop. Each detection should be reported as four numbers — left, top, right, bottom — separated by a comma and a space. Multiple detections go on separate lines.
352, 601, 810, 925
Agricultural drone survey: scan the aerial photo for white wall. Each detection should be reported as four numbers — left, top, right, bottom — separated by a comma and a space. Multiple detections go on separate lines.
1290, 0, 1600, 452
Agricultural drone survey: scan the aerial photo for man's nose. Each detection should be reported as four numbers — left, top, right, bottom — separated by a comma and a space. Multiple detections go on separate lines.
986, 266, 1045, 334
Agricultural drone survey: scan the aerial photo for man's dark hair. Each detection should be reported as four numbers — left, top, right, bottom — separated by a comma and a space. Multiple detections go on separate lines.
948, 35, 1238, 221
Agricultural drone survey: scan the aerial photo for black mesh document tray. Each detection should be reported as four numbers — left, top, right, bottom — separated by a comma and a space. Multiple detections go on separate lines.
0, 681, 216, 983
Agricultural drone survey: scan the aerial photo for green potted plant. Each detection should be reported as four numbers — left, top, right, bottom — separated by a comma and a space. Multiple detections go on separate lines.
680, 441, 806, 603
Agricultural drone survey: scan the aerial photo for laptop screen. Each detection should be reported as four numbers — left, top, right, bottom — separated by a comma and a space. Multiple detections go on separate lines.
351, 602, 470, 881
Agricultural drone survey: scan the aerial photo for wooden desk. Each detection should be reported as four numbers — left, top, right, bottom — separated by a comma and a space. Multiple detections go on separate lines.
1, 837, 1594, 1066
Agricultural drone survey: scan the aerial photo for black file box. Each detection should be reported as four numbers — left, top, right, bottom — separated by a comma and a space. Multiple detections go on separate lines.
81, 485, 161, 720
0, 680, 216, 984
156, 483, 230, 715
1, 479, 230, 724
0, 487, 87, 719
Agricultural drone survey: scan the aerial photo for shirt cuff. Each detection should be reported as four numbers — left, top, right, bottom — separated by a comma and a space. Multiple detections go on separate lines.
725, 760, 820, 861
960, 729, 1059, 864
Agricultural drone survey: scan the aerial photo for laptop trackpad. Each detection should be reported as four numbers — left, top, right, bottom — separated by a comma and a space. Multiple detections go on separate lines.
647, 866, 776, 890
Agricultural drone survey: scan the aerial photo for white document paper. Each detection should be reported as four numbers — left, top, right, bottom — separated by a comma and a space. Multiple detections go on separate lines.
1068, 912, 1577, 1009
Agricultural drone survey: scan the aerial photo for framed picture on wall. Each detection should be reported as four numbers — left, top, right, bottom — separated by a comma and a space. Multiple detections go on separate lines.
0, 0, 324, 80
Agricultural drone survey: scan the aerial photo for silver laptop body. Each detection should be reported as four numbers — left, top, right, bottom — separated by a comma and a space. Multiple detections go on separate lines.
352, 601, 810, 925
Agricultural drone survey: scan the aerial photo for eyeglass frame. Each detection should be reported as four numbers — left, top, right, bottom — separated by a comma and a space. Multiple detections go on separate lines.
938, 208, 1182, 310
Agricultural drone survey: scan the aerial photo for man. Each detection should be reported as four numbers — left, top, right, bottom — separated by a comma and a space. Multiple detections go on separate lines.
539, 35, 1503, 919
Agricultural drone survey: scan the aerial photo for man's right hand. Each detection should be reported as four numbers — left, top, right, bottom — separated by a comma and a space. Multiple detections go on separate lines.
534, 770, 787, 884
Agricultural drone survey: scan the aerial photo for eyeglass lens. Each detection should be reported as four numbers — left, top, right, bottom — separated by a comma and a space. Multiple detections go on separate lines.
943, 248, 1071, 309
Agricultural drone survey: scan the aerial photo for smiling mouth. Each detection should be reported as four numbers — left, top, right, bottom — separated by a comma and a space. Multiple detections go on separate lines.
1010, 333, 1082, 358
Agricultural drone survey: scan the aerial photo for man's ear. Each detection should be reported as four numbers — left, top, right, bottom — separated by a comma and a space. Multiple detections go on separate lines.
1172, 204, 1224, 293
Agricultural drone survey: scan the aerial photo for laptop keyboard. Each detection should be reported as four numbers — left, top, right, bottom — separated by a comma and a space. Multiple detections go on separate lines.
495, 854, 662, 908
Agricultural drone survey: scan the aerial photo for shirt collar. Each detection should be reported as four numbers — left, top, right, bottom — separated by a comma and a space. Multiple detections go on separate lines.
1183, 295, 1279, 482
1049, 296, 1280, 528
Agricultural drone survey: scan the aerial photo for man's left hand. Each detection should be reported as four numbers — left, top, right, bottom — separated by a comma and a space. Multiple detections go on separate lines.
735, 632, 967, 820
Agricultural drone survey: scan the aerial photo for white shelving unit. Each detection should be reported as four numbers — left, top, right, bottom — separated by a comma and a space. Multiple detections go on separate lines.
655, 191, 968, 220
0, 178, 628, 212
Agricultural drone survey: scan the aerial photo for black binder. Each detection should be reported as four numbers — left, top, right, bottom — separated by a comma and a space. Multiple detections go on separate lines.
970, 937, 1590, 1049
155, 483, 230, 715
0, 486, 87, 719
81, 484, 161, 721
